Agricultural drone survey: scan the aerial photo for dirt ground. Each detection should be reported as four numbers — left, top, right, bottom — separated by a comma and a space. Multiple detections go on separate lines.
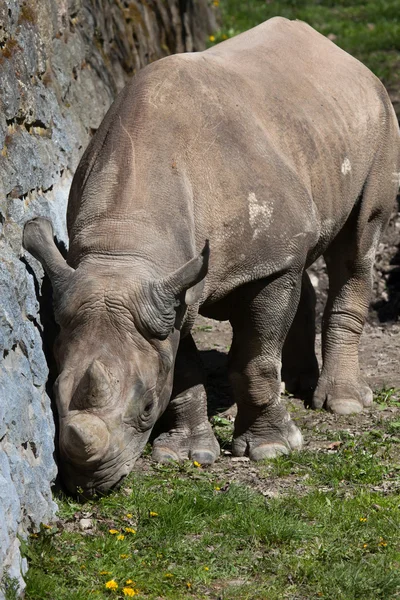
176, 222, 400, 496
183, 313, 400, 498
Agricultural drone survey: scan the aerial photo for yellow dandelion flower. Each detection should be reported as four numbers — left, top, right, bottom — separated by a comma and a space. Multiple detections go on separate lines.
359, 517, 367, 522
193, 461, 201, 468
209, 35, 215, 42
117, 534, 125, 541
109, 529, 119, 535
204, 566, 209, 571
120, 554, 130, 559
378, 539, 387, 547
105, 579, 118, 589
214, 486, 220, 491
122, 588, 136, 597
126, 513, 133, 518
363, 543, 368, 548
149, 511, 158, 517
164, 573, 174, 578
213, 0, 219, 5
126, 579, 134, 585
100, 570, 111, 575
186, 582, 192, 589
125, 527, 136, 534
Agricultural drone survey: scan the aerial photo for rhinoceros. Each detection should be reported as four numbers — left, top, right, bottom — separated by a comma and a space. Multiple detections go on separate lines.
23, 17, 400, 494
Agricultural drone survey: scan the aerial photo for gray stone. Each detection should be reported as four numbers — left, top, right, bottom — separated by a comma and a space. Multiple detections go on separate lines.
79, 518, 93, 531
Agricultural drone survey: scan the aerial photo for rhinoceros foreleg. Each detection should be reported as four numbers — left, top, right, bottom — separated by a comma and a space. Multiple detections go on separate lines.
152, 334, 220, 464
281, 271, 319, 402
228, 273, 304, 460
312, 187, 391, 414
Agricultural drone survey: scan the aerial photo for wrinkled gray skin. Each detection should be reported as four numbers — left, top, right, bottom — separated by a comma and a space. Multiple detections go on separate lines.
23, 18, 400, 495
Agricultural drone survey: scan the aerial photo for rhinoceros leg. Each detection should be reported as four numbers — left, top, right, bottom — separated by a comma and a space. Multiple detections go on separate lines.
152, 334, 220, 464
312, 184, 391, 414
281, 271, 319, 402
228, 272, 304, 460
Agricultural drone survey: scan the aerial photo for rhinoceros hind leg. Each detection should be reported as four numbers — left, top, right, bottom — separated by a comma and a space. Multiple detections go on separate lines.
152, 334, 220, 464
311, 164, 393, 415
228, 273, 305, 461
281, 271, 319, 402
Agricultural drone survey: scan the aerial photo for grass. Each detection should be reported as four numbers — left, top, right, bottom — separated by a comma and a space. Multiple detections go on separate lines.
209, 0, 400, 91
22, 406, 400, 600
210, 415, 234, 449
374, 387, 400, 407
23, 471, 400, 600
263, 431, 400, 485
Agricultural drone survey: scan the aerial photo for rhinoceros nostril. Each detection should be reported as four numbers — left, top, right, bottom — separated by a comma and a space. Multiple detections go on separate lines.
62, 414, 110, 463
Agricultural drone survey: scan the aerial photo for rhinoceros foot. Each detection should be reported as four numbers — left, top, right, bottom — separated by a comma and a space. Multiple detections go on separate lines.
152, 422, 220, 465
232, 417, 303, 461
311, 379, 373, 415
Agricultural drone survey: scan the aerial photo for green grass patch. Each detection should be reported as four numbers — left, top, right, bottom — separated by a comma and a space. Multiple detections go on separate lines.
210, 0, 400, 89
262, 431, 399, 486
24, 445, 400, 600
210, 415, 234, 449
374, 387, 400, 408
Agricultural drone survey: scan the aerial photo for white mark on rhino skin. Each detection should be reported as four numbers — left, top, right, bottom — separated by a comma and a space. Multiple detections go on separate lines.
248, 192, 273, 239
341, 158, 352, 175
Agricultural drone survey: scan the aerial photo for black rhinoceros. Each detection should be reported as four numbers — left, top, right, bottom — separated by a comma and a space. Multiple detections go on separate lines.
23, 17, 400, 494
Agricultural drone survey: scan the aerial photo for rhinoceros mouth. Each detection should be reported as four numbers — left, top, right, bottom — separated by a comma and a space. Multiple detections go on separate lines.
61, 456, 135, 497
60, 426, 152, 496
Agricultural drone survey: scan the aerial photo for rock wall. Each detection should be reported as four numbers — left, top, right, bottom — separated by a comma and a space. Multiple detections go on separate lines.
0, 0, 215, 596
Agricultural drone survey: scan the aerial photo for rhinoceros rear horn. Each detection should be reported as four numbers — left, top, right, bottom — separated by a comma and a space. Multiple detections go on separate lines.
146, 241, 209, 339
81, 360, 117, 408
23, 217, 74, 297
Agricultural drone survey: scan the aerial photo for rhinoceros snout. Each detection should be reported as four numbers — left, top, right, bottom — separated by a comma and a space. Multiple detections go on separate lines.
61, 413, 110, 464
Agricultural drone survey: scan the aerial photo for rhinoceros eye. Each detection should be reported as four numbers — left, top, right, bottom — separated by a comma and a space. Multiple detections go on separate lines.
143, 398, 154, 415
123, 382, 156, 429
139, 390, 156, 426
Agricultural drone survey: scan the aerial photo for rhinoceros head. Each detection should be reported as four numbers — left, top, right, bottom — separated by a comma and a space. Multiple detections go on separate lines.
23, 217, 208, 495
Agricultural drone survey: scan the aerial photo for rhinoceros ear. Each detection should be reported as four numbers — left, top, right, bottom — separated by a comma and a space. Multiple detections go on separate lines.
146, 241, 209, 339
23, 217, 74, 298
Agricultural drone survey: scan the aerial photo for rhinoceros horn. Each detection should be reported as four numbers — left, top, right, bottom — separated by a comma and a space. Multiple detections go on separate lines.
61, 413, 110, 464
83, 360, 116, 408
146, 241, 209, 339
22, 217, 74, 298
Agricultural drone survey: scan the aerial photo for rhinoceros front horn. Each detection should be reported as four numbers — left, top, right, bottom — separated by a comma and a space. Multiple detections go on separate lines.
61, 414, 110, 464
22, 217, 74, 298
